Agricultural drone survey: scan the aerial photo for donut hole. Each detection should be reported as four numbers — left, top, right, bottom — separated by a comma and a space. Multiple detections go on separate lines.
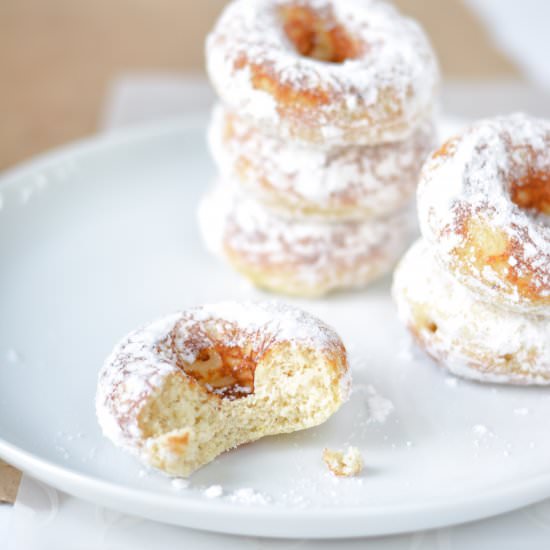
183, 346, 256, 400
279, 4, 361, 63
510, 171, 550, 215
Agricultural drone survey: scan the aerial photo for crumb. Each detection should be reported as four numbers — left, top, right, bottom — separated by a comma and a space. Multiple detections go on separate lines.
352, 384, 394, 424
171, 478, 190, 490
322, 447, 363, 477
227, 487, 270, 505
204, 484, 223, 498
472, 424, 489, 436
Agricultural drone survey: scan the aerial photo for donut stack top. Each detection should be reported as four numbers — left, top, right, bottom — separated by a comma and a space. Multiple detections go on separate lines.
206, 0, 439, 147
417, 113, 550, 317
203, 0, 439, 295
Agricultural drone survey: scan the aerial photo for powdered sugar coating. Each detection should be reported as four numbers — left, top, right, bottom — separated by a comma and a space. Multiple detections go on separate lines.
418, 113, 550, 315
209, 104, 436, 221
198, 182, 414, 295
206, 0, 439, 146
96, 301, 350, 451
393, 240, 550, 385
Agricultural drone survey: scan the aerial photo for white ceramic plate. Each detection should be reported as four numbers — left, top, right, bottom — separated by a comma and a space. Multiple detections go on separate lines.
1, 116, 550, 539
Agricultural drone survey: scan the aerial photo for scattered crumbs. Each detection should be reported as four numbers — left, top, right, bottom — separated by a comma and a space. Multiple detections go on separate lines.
472, 424, 490, 437
204, 485, 223, 499
472, 424, 495, 448
355, 385, 394, 424
227, 488, 270, 505
322, 447, 364, 477
171, 478, 190, 490
445, 377, 458, 388
5, 349, 21, 364
513, 407, 529, 416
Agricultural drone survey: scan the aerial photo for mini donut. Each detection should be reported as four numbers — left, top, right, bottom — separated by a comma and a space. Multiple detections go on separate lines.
96, 301, 351, 476
199, 183, 414, 297
209, 104, 436, 221
206, 0, 439, 146
418, 114, 550, 315
393, 239, 550, 385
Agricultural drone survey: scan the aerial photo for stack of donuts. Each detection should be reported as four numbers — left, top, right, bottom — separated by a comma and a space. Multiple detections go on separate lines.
201, 0, 439, 296
393, 114, 550, 384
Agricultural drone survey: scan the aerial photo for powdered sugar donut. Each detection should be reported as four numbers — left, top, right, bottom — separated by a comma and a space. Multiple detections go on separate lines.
199, 182, 414, 296
418, 114, 550, 316
206, 0, 439, 146
96, 301, 350, 476
393, 240, 550, 384
209, 104, 436, 221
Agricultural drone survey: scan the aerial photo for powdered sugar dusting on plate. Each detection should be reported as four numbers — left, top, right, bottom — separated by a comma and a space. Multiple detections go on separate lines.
204, 485, 223, 498
227, 487, 271, 505
352, 384, 394, 424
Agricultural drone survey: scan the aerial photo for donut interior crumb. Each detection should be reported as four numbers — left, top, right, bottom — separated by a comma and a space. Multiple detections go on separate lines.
323, 446, 363, 477
138, 345, 345, 477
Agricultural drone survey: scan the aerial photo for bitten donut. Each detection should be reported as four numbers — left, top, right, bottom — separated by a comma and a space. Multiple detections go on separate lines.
206, 0, 439, 146
199, 183, 414, 297
96, 301, 350, 476
418, 114, 550, 315
209, 104, 436, 221
393, 240, 550, 384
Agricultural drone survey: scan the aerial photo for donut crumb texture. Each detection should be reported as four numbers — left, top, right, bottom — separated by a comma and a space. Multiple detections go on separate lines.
323, 446, 364, 477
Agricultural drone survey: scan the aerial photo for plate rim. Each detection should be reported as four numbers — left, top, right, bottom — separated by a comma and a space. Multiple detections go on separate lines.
4, 436, 550, 538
